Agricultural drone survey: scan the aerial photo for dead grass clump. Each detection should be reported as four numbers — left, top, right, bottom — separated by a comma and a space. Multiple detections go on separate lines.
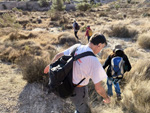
98, 12, 108, 17
27, 45, 42, 56
122, 80, 150, 113
0, 27, 14, 37
133, 81, 150, 112
41, 50, 57, 62
0, 46, 31, 63
19, 56, 49, 84
59, 16, 69, 25
44, 44, 56, 50
0, 47, 13, 61
9, 32, 36, 41
100, 48, 112, 59
8, 49, 20, 62
138, 33, 150, 49
117, 60, 150, 113
125, 60, 150, 82
108, 25, 138, 38
124, 47, 142, 58
122, 83, 139, 113
48, 10, 60, 21
14, 40, 35, 47
57, 33, 80, 47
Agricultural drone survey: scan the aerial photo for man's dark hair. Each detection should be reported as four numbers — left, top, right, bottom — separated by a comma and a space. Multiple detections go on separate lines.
89, 33, 107, 45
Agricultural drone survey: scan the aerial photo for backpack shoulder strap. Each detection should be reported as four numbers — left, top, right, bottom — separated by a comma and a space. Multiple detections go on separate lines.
74, 51, 96, 61
70, 44, 81, 56
74, 78, 86, 87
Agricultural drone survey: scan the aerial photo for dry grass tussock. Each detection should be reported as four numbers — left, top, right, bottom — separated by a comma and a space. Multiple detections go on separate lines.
125, 59, 150, 82
124, 47, 142, 58
100, 48, 112, 59
138, 33, 150, 49
0, 47, 21, 62
0, 30, 58, 62
7, 32, 36, 41
107, 24, 138, 38
55, 32, 80, 47
18, 56, 49, 85
120, 60, 150, 112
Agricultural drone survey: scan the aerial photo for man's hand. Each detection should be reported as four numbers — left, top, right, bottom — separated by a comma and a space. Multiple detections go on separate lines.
103, 96, 111, 104
44, 65, 50, 74
95, 82, 111, 104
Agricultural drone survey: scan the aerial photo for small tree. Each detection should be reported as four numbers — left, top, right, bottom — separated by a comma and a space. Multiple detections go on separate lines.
83, 0, 88, 3
0, 13, 21, 32
63, 0, 71, 4
38, 0, 49, 7
76, 2, 91, 11
51, 0, 65, 11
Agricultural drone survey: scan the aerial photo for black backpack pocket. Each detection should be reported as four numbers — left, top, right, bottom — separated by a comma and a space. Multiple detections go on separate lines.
54, 70, 75, 99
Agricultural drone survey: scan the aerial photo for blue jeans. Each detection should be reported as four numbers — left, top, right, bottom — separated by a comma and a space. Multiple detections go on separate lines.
107, 77, 121, 96
87, 36, 91, 41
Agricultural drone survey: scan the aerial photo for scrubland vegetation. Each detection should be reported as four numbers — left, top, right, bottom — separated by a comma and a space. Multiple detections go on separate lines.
0, 0, 150, 113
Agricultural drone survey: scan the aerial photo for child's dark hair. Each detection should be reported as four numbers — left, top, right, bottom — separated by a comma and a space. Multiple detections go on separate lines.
111, 50, 124, 58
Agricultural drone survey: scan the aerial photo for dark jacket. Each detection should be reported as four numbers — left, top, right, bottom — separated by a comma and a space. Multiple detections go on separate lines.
103, 50, 131, 77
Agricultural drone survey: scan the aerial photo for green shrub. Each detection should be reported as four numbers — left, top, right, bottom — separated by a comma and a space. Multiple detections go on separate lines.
38, 0, 49, 7
76, 2, 91, 11
92, 3, 102, 8
63, 0, 70, 3
138, 33, 150, 49
47, 10, 60, 21
51, 0, 65, 11
114, 3, 120, 10
0, 13, 21, 31
80, 25, 87, 32
12, 7, 22, 12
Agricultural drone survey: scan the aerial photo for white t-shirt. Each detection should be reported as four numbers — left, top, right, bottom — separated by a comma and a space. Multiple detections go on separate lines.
63, 44, 107, 85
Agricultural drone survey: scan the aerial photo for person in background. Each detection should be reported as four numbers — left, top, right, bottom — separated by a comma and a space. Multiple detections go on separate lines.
85, 26, 93, 42
73, 20, 79, 39
103, 45, 131, 101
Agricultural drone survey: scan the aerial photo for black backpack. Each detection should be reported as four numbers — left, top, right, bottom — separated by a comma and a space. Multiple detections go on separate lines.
75, 22, 80, 30
48, 45, 95, 99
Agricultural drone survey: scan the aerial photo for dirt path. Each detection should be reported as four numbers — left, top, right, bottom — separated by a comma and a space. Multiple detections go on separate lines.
0, 61, 26, 113
0, 60, 74, 113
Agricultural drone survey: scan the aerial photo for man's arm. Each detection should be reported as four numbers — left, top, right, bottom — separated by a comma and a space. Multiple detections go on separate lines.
95, 81, 110, 103
44, 52, 64, 74
51, 52, 64, 63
